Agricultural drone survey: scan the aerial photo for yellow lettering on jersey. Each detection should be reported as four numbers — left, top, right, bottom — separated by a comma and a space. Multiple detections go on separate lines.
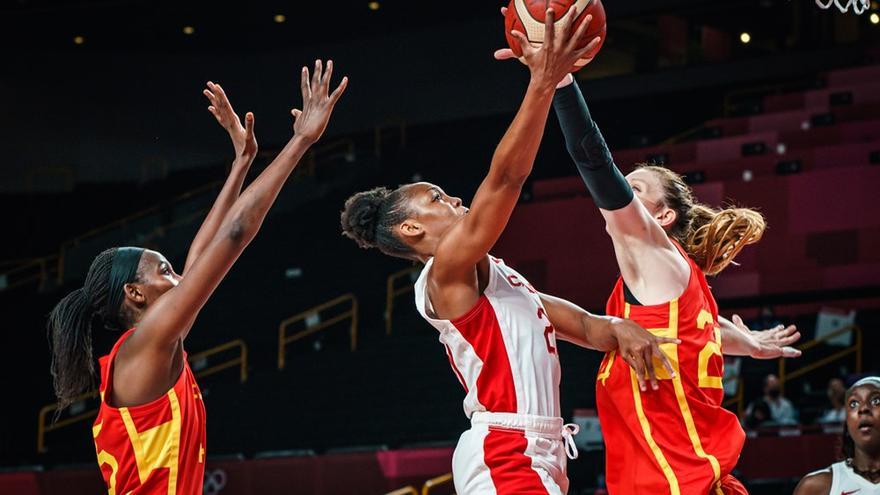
119, 389, 182, 495
697, 309, 723, 389
670, 303, 722, 488
93, 421, 119, 495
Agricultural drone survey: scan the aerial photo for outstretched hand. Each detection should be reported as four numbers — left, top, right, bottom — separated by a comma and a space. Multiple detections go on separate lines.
496, 6, 599, 83
291, 59, 349, 144
733, 314, 802, 359
203, 82, 257, 159
614, 319, 681, 392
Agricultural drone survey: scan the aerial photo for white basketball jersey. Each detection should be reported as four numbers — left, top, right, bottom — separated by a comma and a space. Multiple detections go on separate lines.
808, 461, 880, 494
414, 256, 562, 419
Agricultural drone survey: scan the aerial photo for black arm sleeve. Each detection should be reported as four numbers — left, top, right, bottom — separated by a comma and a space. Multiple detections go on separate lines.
552, 81, 633, 210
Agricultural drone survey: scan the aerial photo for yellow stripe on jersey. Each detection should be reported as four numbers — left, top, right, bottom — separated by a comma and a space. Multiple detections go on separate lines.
668, 300, 723, 488
119, 389, 183, 494
626, 302, 681, 495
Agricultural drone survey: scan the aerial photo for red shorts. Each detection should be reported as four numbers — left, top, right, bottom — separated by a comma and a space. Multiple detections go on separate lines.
719, 474, 748, 495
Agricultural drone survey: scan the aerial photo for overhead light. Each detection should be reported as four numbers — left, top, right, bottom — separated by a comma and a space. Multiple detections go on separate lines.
274, 14, 286, 23
368, 1, 380, 10
183, 26, 195, 35
870, 12, 879, 24
740, 32, 751, 44
73, 35, 84, 45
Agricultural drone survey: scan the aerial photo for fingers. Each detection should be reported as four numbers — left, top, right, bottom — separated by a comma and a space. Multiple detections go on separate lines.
655, 346, 678, 379
322, 59, 334, 92
244, 111, 254, 137
510, 30, 531, 54
573, 36, 601, 61
777, 329, 801, 347
301, 66, 311, 100
543, 8, 555, 50
494, 48, 517, 61
782, 347, 802, 358
626, 354, 648, 392
500, 6, 507, 16
329, 76, 349, 105
291, 108, 302, 122
569, 13, 593, 50
732, 314, 746, 329
311, 59, 322, 93
558, 5, 579, 46
643, 348, 659, 391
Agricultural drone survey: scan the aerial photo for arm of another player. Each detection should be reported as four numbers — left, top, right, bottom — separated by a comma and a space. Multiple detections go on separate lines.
494, 7, 688, 304
132, 61, 348, 351
539, 292, 680, 391
184, 82, 259, 274
719, 314, 802, 359
433, 9, 599, 281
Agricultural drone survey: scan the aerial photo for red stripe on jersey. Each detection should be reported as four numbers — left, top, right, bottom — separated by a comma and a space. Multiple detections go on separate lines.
483, 427, 549, 494
444, 344, 468, 393
450, 295, 517, 413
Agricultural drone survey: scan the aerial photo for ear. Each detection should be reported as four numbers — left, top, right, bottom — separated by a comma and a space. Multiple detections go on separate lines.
123, 282, 146, 306
397, 219, 424, 240
656, 207, 677, 230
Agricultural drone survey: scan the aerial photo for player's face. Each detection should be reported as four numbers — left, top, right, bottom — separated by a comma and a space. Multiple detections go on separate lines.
402, 182, 468, 239
625, 168, 675, 230
846, 385, 880, 451
136, 250, 181, 305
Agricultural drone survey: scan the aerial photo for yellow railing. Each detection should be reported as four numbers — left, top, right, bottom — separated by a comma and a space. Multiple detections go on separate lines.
421, 473, 453, 495
385, 266, 420, 335
278, 294, 359, 370
779, 325, 861, 396
385, 487, 419, 495
36, 338, 248, 453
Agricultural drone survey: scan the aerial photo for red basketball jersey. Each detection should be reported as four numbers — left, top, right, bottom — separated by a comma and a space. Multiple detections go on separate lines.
596, 242, 745, 495
92, 329, 207, 494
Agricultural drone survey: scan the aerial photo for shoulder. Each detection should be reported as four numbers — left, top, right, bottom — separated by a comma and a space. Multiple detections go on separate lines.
793, 469, 832, 495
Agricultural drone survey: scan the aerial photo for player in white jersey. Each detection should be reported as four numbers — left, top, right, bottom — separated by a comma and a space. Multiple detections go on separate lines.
341, 9, 677, 494
795, 376, 880, 495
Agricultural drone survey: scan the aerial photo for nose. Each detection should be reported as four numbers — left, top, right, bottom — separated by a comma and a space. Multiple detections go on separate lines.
452, 196, 462, 208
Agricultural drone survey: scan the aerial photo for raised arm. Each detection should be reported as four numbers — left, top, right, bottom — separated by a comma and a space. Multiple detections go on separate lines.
539, 293, 679, 392
551, 76, 689, 303
433, 9, 600, 281
132, 60, 347, 352
184, 82, 259, 274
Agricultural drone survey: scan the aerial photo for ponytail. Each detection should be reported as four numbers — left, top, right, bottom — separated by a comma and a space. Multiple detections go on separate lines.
637, 164, 766, 276
47, 247, 144, 413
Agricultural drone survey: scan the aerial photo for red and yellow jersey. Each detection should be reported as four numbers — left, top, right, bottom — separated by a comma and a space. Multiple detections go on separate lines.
596, 242, 745, 495
92, 329, 207, 495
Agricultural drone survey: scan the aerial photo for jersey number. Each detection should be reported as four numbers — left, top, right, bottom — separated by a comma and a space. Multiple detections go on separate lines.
697, 310, 723, 389
537, 307, 557, 355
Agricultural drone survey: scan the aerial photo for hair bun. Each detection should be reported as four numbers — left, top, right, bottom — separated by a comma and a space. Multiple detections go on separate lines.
340, 187, 390, 249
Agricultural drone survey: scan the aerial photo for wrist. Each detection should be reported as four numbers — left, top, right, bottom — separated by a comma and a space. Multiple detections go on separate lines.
527, 77, 557, 97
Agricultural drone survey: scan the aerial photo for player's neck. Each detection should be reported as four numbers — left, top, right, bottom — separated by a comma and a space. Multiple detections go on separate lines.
851, 451, 880, 474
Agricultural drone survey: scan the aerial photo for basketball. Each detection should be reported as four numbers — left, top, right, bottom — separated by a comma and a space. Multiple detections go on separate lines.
504, 0, 607, 72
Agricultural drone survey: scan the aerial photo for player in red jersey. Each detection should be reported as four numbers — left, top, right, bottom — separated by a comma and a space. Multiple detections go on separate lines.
543, 75, 803, 493
341, 10, 678, 495
47, 61, 347, 494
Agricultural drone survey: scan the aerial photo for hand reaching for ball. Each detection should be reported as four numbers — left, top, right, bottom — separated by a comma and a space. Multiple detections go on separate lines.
496, 4, 603, 86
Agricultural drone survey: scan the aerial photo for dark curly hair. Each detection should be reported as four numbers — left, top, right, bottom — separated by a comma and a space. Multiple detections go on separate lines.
340, 186, 415, 259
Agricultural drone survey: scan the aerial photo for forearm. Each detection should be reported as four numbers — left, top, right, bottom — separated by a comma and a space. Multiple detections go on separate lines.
224, 136, 311, 242
488, 80, 555, 186
185, 155, 254, 272
553, 79, 633, 210
581, 313, 622, 352
719, 315, 758, 356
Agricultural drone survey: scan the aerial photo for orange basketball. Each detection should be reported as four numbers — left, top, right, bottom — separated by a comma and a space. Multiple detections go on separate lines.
504, 0, 607, 72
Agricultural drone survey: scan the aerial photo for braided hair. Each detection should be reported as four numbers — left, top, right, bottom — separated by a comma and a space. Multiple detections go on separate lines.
340, 186, 415, 259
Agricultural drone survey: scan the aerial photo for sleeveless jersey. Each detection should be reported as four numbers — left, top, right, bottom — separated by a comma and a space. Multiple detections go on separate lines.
595, 242, 745, 495
809, 461, 880, 495
92, 329, 207, 494
414, 256, 562, 418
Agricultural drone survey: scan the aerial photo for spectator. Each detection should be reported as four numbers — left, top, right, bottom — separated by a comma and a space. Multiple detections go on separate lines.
744, 399, 773, 429
817, 378, 847, 424
744, 374, 799, 426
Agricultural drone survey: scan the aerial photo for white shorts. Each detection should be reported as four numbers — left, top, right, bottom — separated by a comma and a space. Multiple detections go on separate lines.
452, 412, 579, 495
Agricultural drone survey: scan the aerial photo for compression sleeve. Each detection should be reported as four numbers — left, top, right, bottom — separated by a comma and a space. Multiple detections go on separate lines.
553, 81, 633, 210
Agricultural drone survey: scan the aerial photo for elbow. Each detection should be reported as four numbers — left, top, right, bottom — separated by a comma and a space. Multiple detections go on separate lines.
225, 212, 255, 246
